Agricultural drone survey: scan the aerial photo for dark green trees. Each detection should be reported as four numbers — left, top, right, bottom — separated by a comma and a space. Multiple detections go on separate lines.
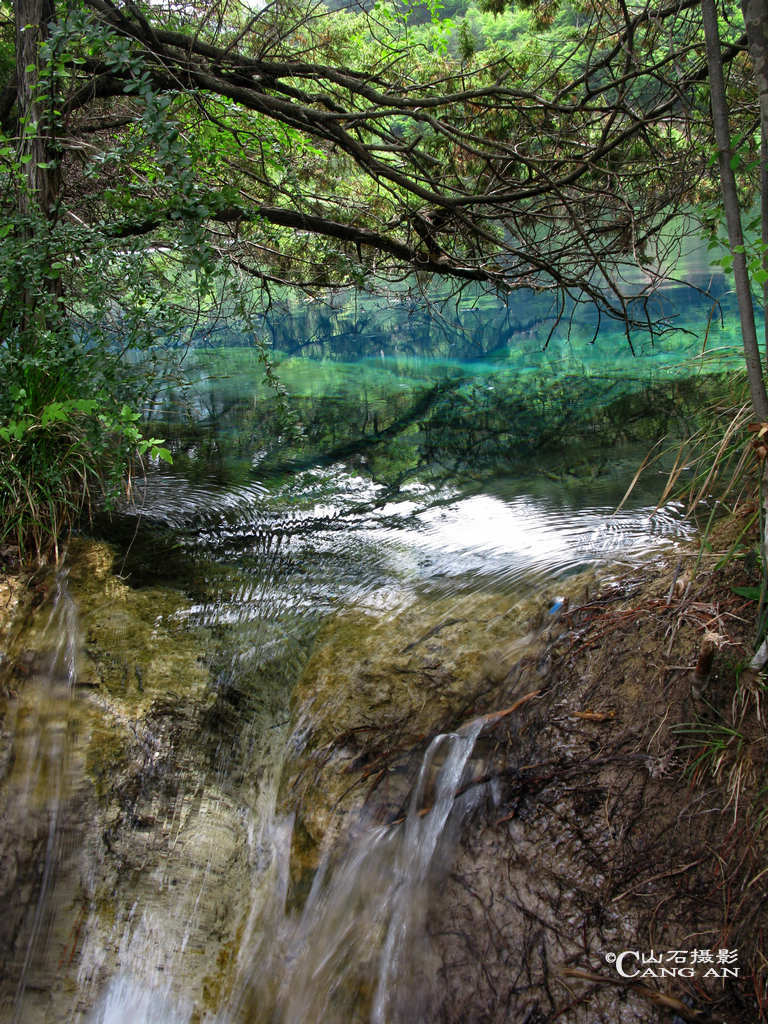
0, 0, 763, 557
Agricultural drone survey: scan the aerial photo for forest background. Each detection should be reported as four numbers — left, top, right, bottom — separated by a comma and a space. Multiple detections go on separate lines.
1, 0, 768, 562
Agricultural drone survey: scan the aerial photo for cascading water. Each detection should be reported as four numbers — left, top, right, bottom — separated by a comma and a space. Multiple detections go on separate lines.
1, 572, 79, 1022
369, 722, 485, 1024
0, 463, 695, 1024
225, 721, 485, 1024
77, 668, 488, 1024
0, 470, 694, 1024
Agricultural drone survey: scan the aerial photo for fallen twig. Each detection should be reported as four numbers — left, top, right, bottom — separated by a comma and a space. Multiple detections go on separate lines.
557, 966, 715, 1022
610, 857, 704, 903
458, 689, 542, 735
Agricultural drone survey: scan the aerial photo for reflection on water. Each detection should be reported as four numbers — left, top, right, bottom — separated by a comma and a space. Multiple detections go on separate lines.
122, 459, 691, 622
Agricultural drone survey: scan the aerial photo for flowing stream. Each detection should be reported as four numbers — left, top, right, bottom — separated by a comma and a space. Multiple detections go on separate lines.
0, 267, 746, 1022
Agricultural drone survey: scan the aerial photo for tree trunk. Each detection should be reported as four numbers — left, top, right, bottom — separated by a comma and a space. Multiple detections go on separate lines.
14, 0, 62, 345
736, 1, 768, 674
15, 0, 59, 217
761, 129, 768, 365
741, 0, 768, 366
702, 0, 768, 419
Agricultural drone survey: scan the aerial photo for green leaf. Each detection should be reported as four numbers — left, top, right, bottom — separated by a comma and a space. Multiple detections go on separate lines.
3, 420, 30, 441
120, 403, 140, 421
41, 401, 67, 425
732, 585, 762, 601
70, 399, 100, 414
154, 446, 173, 464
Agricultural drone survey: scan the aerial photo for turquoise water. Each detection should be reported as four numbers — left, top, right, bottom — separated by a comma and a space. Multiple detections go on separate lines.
131, 257, 742, 528
100, 265, 741, 665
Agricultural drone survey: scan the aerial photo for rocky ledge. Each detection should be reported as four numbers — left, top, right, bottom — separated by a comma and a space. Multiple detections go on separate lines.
281, 530, 767, 1024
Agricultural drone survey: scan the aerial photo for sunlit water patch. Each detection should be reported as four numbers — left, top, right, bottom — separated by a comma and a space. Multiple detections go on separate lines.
384, 492, 689, 595
117, 462, 692, 622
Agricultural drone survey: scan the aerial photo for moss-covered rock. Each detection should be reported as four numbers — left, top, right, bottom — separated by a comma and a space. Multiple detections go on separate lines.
282, 584, 563, 862
0, 538, 268, 1023
66, 538, 210, 708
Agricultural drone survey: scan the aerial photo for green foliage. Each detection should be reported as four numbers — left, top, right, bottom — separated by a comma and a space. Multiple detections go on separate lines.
733, 585, 763, 601
0, 8, 214, 561
675, 713, 753, 821
0, 0, 759, 559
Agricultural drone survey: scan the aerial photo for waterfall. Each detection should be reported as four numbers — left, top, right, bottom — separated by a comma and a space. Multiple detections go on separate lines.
228, 720, 485, 1024
2, 570, 79, 1022
371, 722, 484, 1024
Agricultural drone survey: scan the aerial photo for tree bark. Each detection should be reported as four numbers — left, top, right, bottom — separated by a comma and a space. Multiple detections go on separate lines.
741, 0, 768, 365
761, 129, 768, 365
703, 0, 768, 418
15, 0, 59, 218
14, 0, 62, 347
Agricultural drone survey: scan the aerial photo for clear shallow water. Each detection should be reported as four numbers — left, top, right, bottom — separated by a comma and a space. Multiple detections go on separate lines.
121, 458, 692, 627
2, 269, 738, 1022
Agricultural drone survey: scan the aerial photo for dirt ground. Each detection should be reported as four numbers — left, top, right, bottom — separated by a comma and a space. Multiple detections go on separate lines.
422, 549, 767, 1024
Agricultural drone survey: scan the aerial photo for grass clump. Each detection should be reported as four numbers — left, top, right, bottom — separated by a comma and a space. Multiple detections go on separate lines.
0, 335, 172, 565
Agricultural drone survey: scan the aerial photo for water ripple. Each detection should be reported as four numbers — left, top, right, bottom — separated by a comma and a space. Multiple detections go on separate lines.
120, 466, 691, 622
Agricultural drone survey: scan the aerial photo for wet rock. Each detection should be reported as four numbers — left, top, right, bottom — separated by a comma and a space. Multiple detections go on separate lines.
0, 538, 264, 1023
282, 587, 551, 859
279, 553, 762, 1023
2, 531, 762, 1023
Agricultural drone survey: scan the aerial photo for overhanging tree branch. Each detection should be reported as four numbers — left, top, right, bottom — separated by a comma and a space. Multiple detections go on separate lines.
5, 0, 761, 349
702, 0, 768, 419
